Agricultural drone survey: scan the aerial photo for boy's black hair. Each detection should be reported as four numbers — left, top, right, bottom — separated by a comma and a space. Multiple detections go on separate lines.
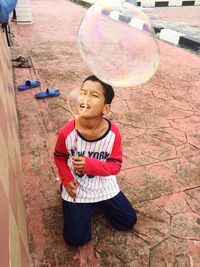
82, 75, 114, 104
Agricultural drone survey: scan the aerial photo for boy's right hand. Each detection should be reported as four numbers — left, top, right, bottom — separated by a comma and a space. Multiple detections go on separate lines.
66, 181, 78, 199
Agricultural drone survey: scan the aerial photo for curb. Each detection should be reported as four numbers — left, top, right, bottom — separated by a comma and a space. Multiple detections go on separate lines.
136, 0, 200, 7
71, 0, 200, 7
153, 25, 200, 52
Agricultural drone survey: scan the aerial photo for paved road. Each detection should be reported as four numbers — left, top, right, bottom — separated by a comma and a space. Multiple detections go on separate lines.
144, 6, 200, 41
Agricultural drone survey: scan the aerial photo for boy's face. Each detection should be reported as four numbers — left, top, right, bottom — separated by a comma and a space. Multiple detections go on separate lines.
77, 80, 110, 118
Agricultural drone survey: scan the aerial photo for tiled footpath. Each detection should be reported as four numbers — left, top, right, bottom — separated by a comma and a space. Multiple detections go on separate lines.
11, 0, 200, 266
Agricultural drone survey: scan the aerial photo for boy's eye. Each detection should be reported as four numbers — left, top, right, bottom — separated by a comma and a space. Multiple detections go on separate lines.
80, 91, 86, 96
93, 94, 99, 98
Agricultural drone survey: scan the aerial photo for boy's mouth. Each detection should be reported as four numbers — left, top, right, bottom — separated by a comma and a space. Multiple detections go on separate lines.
80, 103, 90, 110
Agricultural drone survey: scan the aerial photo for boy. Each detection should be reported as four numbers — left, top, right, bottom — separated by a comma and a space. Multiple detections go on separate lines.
54, 75, 137, 246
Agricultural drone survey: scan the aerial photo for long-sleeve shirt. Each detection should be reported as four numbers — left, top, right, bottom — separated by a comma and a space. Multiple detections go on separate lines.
54, 119, 122, 203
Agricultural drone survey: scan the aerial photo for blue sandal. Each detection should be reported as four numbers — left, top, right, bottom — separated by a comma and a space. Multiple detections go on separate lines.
17, 80, 40, 91
35, 89, 60, 99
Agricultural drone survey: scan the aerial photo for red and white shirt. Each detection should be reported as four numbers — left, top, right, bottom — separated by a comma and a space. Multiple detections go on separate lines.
54, 119, 122, 203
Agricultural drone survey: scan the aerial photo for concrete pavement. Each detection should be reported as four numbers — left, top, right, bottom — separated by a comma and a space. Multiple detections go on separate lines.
11, 0, 200, 266
144, 6, 200, 52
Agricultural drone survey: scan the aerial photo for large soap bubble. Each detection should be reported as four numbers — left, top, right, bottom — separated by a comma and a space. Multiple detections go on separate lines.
78, 0, 160, 87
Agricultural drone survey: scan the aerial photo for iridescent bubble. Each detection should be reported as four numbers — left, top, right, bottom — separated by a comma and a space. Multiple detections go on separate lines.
77, 0, 160, 87
67, 89, 87, 117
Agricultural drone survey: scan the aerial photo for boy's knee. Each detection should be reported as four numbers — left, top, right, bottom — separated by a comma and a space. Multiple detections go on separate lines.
64, 233, 91, 246
129, 210, 137, 228
63, 226, 91, 246
113, 209, 137, 231
123, 210, 137, 230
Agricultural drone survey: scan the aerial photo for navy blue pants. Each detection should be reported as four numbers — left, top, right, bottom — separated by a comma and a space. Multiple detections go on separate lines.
62, 191, 137, 246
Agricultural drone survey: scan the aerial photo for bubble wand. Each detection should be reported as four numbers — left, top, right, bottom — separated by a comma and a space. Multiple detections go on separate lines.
67, 89, 87, 200
67, 90, 81, 157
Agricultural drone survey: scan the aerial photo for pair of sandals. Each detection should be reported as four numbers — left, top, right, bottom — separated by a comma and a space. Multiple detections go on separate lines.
12, 56, 32, 68
17, 80, 60, 99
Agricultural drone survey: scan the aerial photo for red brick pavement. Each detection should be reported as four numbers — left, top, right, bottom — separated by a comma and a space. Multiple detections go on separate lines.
11, 0, 200, 266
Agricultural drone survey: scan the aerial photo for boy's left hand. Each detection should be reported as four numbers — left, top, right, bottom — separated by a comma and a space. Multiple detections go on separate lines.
72, 156, 85, 172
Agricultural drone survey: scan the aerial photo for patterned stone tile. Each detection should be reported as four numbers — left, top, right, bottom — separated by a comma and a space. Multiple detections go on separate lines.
9, 162, 18, 222
0, 180, 9, 267
0, 29, 31, 266
16, 183, 29, 256
0, 129, 9, 197
9, 206, 21, 267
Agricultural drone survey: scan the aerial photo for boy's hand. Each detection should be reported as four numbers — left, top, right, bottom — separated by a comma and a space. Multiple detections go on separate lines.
72, 156, 86, 172
66, 181, 78, 199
